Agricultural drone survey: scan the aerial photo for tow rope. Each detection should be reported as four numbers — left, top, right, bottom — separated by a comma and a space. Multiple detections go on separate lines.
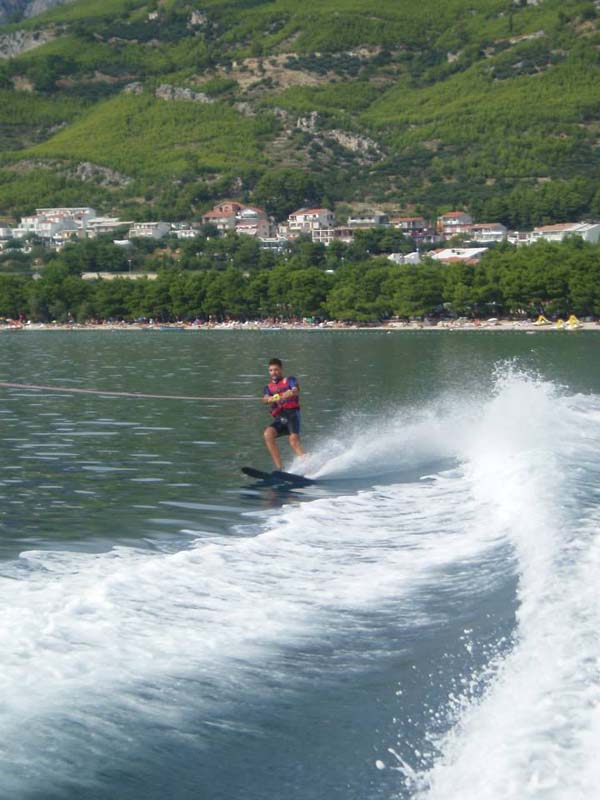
0, 382, 255, 401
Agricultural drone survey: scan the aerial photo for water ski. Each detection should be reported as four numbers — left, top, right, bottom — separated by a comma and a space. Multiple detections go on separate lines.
241, 466, 316, 487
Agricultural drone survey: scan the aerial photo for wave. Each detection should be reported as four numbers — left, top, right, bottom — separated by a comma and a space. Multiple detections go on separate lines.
398, 373, 600, 800
0, 369, 597, 797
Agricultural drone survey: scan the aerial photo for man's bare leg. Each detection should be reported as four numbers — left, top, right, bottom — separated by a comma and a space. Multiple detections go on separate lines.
264, 426, 283, 469
289, 433, 306, 461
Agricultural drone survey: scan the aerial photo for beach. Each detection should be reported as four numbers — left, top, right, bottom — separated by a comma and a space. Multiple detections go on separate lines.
2, 318, 599, 332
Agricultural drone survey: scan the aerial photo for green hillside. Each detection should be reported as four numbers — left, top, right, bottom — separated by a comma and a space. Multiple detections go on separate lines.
1, 0, 600, 224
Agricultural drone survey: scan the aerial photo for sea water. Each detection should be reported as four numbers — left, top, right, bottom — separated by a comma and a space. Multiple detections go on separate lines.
0, 330, 598, 800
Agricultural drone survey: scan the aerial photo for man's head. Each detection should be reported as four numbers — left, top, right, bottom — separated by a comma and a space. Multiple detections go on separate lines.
268, 357, 283, 381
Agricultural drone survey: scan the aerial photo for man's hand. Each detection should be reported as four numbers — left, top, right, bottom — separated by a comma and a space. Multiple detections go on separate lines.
267, 389, 294, 404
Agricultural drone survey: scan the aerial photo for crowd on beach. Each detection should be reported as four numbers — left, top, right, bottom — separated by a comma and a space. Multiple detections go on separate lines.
2, 315, 599, 332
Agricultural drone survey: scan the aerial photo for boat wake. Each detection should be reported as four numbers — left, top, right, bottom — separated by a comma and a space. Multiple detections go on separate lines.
0, 368, 598, 798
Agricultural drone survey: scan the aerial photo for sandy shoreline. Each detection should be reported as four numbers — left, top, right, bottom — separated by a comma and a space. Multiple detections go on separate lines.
1, 319, 599, 333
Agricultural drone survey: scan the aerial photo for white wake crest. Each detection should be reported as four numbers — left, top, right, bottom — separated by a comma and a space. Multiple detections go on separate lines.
413, 374, 600, 800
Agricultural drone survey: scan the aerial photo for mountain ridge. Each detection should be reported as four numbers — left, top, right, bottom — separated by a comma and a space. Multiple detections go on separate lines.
0, 0, 73, 24
1, 0, 600, 226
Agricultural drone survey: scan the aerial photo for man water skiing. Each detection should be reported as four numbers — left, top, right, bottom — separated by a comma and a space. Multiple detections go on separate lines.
263, 357, 306, 470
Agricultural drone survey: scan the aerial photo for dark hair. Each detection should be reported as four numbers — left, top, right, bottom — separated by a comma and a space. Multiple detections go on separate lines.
268, 358, 282, 367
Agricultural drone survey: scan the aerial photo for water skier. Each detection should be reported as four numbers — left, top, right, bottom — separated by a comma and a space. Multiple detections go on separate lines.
263, 357, 306, 470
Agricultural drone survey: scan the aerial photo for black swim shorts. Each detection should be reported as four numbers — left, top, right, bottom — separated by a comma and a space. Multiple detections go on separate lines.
270, 408, 301, 437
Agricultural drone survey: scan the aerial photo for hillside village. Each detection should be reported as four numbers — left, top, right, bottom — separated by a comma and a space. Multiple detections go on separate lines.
2, 203, 600, 276
2, 198, 600, 326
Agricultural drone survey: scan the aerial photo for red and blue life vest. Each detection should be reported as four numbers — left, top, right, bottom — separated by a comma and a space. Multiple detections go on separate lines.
265, 376, 300, 417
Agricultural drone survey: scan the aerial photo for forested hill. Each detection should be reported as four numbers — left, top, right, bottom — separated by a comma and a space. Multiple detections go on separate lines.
0, 1, 73, 24
2, 0, 600, 227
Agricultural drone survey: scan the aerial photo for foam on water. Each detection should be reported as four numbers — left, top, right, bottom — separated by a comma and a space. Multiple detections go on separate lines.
404, 372, 600, 800
305, 401, 472, 481
0, 472, 505, 792
0, 369, 598, 797
0, 418, 504, 791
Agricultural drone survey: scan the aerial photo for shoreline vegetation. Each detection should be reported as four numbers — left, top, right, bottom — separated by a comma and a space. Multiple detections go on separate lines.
3, 236, 600, 326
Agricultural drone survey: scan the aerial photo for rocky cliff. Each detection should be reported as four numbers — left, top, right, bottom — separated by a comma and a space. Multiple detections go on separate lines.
0, 27, 55, 58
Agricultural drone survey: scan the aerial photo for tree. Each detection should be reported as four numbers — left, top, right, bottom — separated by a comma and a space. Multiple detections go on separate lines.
243, 270, 271, 318
0, 275, 27, 317
93, 279, 135, 321
286, 268, 332, 317
25, 263, 89, 321
202, 268, 248, 319
326, 262, 392, 321
390, 262, 444, 318
138, 274, 173, 321
251, 169, 324, 220
59, 239, 131, 274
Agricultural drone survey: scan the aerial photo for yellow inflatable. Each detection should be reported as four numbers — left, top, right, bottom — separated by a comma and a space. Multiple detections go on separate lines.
555, 315, 582, 330
533, 315, 551, 326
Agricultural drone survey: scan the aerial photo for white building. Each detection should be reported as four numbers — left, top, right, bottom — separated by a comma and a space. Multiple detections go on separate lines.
0, 226, 13, 240
347, 212, 389, 228
259, 237, 290, 252
391, 216, 428, 234
388, 252, 421, 265
235, 206, 271, 238
391, 216, 442, 245
508, 222, 600, 246
436, 211, 474, 238
85, 217, 131, 236
469, 222, 507, 243
53, 228, 85, 244
128, 222, 171, 239
82, 272, 159, 281
431, 247, 488, 263
311, 227, 354, 245
288, 208, 336, 235
35, 207, 96, 223
201, 202, 238, 232
13, 207, 116, 240
201, 202, 271, 237
14, 217, 77, 239
174, 227, 200, 240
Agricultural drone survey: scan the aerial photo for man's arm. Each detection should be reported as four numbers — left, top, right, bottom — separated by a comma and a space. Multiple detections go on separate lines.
263, 378, 299, 403
280, 386, 299, 400
263, 385, 280, 404
280, 376, 299, 400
